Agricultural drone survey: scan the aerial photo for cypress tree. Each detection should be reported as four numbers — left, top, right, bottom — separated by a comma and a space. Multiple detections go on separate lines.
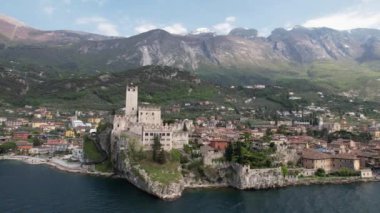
158, 149, 167, 164
152, 135, 161, 162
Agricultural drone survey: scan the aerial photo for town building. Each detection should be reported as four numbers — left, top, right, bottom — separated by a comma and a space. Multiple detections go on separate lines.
301, 149, 360, 172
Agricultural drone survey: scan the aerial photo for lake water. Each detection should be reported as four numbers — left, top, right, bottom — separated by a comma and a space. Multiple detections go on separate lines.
1, 160, 379, 213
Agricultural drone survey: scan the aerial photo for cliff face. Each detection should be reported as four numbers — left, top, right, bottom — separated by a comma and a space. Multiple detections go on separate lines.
117, 156, 184, 200
184, 162, 297, 191
111, 138, 185, 200
227, 164, 296, 189
97, 126, 113, 155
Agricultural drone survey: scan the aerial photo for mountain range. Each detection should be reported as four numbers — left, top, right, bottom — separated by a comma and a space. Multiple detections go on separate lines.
1, 14, 380, 103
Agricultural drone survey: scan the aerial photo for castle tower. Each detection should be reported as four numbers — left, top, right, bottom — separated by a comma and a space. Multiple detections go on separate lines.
125, 84, 138, 116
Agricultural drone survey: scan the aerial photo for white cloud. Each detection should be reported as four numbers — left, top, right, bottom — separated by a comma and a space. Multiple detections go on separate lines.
192, 27, 212, 34
43, 5, 55, 15
134, 23, 157, 33
163, 23, 187, 35
134, 23, 187, 35
303, 9, 380, 30
284, 22, 294, 30
96, 22, 119, 36
75, 16, 119, 36
258, 28, 271, 37
212, 16, 236, 34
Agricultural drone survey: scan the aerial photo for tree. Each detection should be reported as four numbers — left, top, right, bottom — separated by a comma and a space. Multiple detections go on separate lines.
32, 137, 42, 147
152, 135, 162, 162
0, 142, 17, 154
225, 143, 234, 161
281, 165, 288, 177
263, 129, 272, 143
277, 125, 288, 135
357, 132, 372, 143
157, 149, 167, 164
236, 141, 244, 164
243, 132, 252, 143
0, 122, 4, 135
315, 168, 326, 177
183, 123, 188, 132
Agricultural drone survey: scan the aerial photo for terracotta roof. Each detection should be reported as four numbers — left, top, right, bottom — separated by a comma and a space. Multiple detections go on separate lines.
302, 149, 331, 160
333, 154, 359, 160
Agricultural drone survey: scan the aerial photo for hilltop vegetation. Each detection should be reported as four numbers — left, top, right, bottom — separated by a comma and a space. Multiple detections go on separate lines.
0, 65, 218, 109
1, 64, 380, 120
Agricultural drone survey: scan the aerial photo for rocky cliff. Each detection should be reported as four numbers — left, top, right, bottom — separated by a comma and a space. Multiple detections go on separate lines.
183, 162, 297, 191
227, 164, 297, 189
110, 137, 185, 200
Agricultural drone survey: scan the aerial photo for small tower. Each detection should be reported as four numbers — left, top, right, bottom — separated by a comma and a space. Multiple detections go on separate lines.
125, 84, 138, 116
318, 116, 324, 130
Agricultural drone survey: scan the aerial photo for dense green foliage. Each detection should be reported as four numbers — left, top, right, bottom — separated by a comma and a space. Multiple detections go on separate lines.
225, 141, 275, 168
330, 168, 360, 177
152, 136, 162, 163
281, 165, 289, 177
307, 129, 372, 143
0, 142, 17, 154
83, 136, 104, 162
95, 160, 113, 173
315, 168, 326, 177
32, 137, 42, 147
328, 130, 372, 143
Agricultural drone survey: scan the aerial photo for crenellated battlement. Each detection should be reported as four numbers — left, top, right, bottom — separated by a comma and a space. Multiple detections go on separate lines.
138, 106, 161, 111
112, 83, 191, 151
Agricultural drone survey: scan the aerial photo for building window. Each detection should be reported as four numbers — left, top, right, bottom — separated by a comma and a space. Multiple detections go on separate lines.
150, 133, 153, 136
167, 133, 170, 136
145, 133, 148, 136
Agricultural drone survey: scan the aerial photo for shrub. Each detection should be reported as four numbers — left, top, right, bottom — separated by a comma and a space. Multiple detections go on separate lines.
331, 168, 360, 177
0, 142, 17, 153
281, 165, 288, 177
315, 168, 326, 177
170, 149, 181, 162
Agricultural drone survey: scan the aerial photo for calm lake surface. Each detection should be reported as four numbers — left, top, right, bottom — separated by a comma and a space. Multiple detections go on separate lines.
1, 160, 379, 213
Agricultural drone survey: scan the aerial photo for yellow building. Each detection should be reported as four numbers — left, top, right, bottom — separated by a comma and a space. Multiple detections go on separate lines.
88, 118, 102, 124
32, 121, 48, 128
65, 130, 75, 138
370, 130, 380, 140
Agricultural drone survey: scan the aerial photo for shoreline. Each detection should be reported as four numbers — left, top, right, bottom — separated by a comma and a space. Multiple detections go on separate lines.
2, 155, 380, 199
0, 155, 114, 177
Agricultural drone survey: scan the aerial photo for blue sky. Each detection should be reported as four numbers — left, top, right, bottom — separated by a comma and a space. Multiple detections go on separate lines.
1, 0, 380, 37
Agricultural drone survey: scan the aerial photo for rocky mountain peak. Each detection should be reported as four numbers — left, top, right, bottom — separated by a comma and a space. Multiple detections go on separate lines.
228, 28, 258, 39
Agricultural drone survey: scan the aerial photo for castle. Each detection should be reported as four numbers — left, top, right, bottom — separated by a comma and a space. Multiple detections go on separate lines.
112, 84, 192, 151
